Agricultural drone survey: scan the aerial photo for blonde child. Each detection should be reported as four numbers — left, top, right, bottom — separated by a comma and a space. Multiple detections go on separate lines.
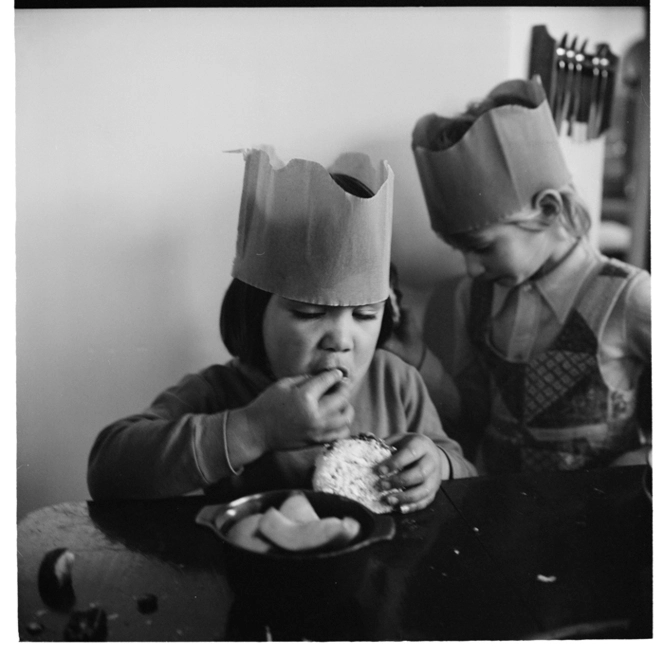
388, 78, 650, 474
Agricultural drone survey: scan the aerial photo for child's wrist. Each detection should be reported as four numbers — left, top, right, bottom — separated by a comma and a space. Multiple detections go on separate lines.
231, 404, 270, 461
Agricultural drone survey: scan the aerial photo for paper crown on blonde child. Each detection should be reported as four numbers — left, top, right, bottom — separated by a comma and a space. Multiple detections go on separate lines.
411, 77, 572, 238
230, 146, 394, 306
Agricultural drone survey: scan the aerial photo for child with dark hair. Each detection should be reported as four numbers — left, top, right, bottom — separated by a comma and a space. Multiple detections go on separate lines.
88, 147, 476, 511
386, 78, 651, 474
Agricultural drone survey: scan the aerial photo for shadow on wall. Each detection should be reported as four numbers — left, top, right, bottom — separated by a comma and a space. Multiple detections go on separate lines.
421, 276, 465, 379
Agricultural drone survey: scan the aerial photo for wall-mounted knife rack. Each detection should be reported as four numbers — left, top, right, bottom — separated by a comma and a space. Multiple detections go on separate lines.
529, 24, 619, 142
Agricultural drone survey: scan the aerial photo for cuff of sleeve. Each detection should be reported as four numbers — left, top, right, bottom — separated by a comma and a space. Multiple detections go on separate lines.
194, 412, 244, 484
438, 447, 454, 480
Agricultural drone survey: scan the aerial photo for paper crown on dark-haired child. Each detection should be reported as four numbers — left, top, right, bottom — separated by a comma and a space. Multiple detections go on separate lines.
412, 77, 572, 238
230, 146, 394, 306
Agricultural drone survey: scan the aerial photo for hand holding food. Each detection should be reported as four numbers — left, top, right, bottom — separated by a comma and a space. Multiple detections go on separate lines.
244, 369, 354, 452
313, 433, 399, 514
224, 492, 361, 554
378, 433, 447, 513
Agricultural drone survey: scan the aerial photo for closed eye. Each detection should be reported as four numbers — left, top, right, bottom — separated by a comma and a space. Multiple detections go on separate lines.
459, 241, 493, 255
291, 310, 325, 320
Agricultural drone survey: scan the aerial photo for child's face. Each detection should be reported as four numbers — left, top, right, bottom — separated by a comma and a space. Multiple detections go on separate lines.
454, 221, 572, 287
262, 296, 385, 386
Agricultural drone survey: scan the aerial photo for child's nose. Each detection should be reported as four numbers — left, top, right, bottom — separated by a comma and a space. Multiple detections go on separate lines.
320, 317, 353, 352
464, 253, 485, 278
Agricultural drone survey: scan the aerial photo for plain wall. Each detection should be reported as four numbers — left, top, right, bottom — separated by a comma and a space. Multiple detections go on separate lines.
15, 7, 645, 520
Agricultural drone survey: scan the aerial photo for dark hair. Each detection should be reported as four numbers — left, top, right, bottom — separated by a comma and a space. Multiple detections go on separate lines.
219, 277, 272, 370
220, 172, 394, 370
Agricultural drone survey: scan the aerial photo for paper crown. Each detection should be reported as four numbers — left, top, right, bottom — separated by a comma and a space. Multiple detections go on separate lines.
231, 147, 394, 306
412, 78, 572, 238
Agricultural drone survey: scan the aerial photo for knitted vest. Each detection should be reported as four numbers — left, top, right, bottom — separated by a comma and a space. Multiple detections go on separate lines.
469, 258, 642, 473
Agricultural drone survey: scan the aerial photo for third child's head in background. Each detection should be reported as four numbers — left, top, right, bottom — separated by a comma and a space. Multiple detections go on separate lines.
412, 77, 592, 287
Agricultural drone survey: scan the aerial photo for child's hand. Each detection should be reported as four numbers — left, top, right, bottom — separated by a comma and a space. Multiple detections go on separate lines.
245, 369, 354, 452
377, 433, 449, 513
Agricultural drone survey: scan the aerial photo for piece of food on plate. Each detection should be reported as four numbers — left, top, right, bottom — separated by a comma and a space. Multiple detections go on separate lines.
313, 433, 397, 514
278, 491, 320, 523
226, 513, 272, 554
258, 507, 360, 552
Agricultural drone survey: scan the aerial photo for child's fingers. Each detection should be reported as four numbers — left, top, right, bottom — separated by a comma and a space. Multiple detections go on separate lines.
399, 492, 437, 514
323, 401, 355, 432
380, 454, 436, 491
298, 369, 345, 401
383, 481, 437, 514
316, 424, 352, 445
378, 434, 425, 474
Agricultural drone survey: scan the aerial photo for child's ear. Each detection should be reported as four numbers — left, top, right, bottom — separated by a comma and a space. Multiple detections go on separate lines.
532, 189, 564, 219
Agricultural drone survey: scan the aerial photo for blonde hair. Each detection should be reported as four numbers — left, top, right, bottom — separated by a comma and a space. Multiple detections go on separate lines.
443, 184, 591, 252
509, 184, 591, 237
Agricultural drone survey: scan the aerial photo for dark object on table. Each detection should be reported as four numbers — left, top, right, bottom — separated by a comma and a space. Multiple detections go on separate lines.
25, 621, 44, 636
197, 489, 395, 602
136, 593, 158, 614
37, 548, 75, 610
63, 606, 108, 641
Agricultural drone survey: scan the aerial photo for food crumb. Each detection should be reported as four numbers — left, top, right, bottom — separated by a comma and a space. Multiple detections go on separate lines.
537, 574, 557, 583
136, 593, 158, 614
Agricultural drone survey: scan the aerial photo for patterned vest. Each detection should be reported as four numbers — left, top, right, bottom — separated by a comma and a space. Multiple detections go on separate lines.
469, 258, 642, 473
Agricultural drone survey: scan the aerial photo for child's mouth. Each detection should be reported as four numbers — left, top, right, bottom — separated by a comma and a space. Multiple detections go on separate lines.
318, 367, 349, 393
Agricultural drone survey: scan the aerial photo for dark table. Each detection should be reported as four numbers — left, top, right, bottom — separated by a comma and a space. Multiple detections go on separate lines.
17, 466, 652, 641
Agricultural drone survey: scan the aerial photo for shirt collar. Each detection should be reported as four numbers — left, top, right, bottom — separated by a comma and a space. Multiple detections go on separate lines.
491, 238, 601, 323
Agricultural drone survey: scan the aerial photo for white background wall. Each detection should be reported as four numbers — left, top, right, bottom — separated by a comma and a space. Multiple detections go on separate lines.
14, 6, 646, 520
